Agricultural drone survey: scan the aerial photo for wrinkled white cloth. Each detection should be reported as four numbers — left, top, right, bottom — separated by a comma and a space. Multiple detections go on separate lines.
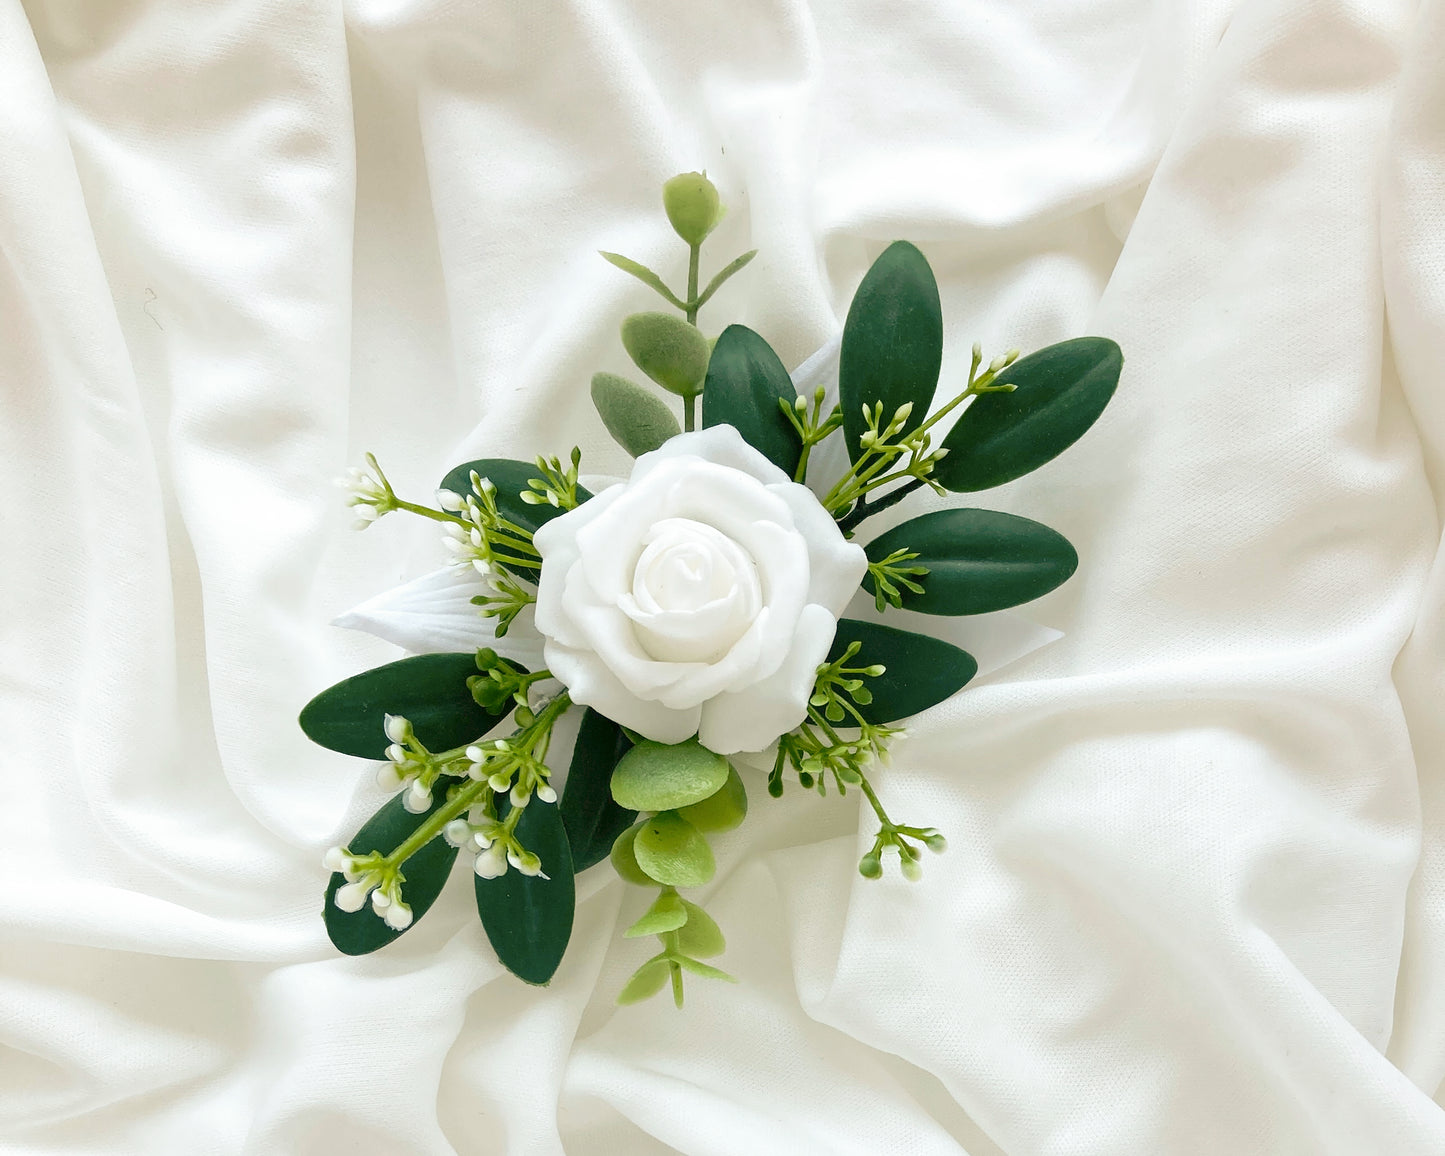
3, 0, 1445, 1153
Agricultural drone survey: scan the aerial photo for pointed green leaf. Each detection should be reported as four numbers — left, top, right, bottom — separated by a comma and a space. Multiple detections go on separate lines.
675, 900, 726, 957
301, 652, 513, 759
694, 250, 758, 311
610, 821, 655, 886
839, 241, 942, 463
675, 765, 747, 833
936, 337, 1122, 491
324, 791, 459, 956
599, 251, 686, 310
559, 709, 637, 872
591, 373, 680, 457
610, 740, 731, 812
675, 956, 737, 982
624, 891, 688, 938
437, 458, 593, 582
632, 812, 715, 887
827, 619, 977, 725
863, 508, 1078, 615
621, 312, 711, 397
474, 800, 575, 985
701, 324, 801, 476
616, 957, 671, 1005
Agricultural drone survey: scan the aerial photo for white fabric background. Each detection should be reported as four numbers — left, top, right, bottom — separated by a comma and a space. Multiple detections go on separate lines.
3, 0, 1444, 1152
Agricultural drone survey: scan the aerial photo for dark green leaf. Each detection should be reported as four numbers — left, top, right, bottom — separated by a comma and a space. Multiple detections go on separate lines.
839, 241, 943, 463
559, 709, 636, 872
935, 336, 1122, 492
324, 791, 458, 956
474, 799, 576, 985
611, 740, 730, 812
437, 458, 593, 582
300, 652, 513, 759
864, 508, 1077, 615
827, 619, 977, 725
701, 325, 801, 476
591, 372, 680, 457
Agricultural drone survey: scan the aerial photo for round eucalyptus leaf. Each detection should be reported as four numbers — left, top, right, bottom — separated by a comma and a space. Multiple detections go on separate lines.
300, 652, 512, 760
675, 765, 747, 833
840, 241, 942, 463
617, 957, 671, 1005
632, 812, 716, 888
591, 373, 681, 458
700, 325, 801, 476
864, 508, 1078, 615
624, 891, 688, 938
324, 791, 458, 956
935, 337, 1122, 492
827, 619, 977, 725
610, 740, 731, 813
621, 312, 711, 397
610, 822, 655, 886
474, 799, 575, 985
675, 900, 726, 958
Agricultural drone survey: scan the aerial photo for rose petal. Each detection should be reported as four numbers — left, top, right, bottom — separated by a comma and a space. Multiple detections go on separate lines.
770, 481, 868, 615
544, 639, 701, 744
698, 603, 837, 754
630, 424, 792, 488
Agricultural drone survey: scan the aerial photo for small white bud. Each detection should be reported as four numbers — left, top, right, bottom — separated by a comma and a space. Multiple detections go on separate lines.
334, 881, 371, 913
488, 772, 511, 793
385, 743, 407, 765
384, 714, 410, 744
383, 902, 414, 931
444, 819, 473, 847
370, 888, 391, 910
403, 781, 432, 813
509, 847, 542, 876
535, 782, 557, 804
375, 762, 404, 791
474, 844, 509, 879
437, 489, 466, 512
509, 784, 531, 809
465, 746, 485, 763
322, 846, 352, 873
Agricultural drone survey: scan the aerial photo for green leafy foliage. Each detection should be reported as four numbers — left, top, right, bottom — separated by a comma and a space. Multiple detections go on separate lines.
662, 172, 723, 245
300, 652, 512, 759
474, 799, 576, 985
701, 325, 801, 476
863, 508, 1078, 615
675, 765, 747, 833
324, 792, 458, 956
632, 812, 716, 887
438, 458, 593, 582
625, 891, 688, 938
617, 958, 672, 1005
935, 337, 1122, 492
826, 620, 977, 725
610, 740, 731, 812
621, 312, 712, 397
610, 822, 655, 886
559, 709, 636, 872
591, 372, 681, 457
675, 900, 726, 957
839, 241, 943, 463
598, 251, 686, 310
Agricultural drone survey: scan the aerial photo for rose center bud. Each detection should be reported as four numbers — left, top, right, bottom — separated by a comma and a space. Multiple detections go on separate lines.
619, 518, 763, 664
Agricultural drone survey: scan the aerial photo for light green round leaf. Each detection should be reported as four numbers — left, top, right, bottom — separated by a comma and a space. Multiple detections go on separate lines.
935, 336, 1122, 492
675, 765, 747, 833
632, 812, 716, 887
662, 172, 723, 246
675, 900, 726, 957
591, 373, 680, 458
676, 957, 736, 982
616, 957, 671, 1005
624, 891, 688, 938
863, 508, 1078, 615
621, 312, 711, 397
610, 822, 655, 886
611, 740, 731, 812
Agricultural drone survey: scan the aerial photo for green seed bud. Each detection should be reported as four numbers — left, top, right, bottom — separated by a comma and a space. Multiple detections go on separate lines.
901, 856, 923, 882
858, 853, 883, 880
662, 171, 723, 246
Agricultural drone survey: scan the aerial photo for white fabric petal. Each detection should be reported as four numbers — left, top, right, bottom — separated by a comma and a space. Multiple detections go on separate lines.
629, 423, 793, 487
698, 604, 838, 754
543, 639, 701, 744
332, 565, 545, 668
772, 480, 869, 615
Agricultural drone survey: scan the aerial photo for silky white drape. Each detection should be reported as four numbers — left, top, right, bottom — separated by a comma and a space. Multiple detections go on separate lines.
3, 0, 1444, 1152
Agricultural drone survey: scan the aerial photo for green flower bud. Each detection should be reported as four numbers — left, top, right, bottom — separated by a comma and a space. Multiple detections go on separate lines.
858, 852, 883, 880
662, 171, 722, 246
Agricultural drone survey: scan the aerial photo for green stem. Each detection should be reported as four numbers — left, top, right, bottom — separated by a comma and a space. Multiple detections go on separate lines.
393, 498, 468, 526
684, 393, 697, 432
685, 242, 700, 325
854, 765, 896, 833
837, 477, 925, 534
384, 690, 571, 869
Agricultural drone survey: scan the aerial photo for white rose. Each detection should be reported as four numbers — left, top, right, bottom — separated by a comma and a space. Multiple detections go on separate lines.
531, 426, 867, 754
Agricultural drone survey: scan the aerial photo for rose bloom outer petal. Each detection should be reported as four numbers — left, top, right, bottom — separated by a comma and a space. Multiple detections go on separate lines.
532, 485, 624, 650
698, 603, 838, 754
630, 424, 792, 488
544, 639, 702, 744
768, 481, 868, 616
